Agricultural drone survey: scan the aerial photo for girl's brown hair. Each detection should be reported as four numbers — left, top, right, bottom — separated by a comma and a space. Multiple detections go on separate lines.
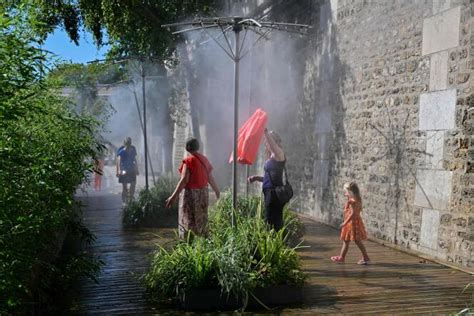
344, 181, 361, 201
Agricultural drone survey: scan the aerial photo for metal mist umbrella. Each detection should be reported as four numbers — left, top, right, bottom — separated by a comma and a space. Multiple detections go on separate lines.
163, 17, 310, 226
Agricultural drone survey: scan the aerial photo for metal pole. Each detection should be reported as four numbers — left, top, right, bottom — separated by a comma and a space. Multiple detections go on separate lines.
142, 62, 149, 191
245, 46, 255, 198
232, 18, 242, 225
132, 90, 156, 186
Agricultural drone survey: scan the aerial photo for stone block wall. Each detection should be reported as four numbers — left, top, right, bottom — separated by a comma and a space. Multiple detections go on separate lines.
242, 0, 473, 268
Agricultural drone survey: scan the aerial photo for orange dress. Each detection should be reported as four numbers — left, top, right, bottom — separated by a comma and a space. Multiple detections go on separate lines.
340, 198, 367, 241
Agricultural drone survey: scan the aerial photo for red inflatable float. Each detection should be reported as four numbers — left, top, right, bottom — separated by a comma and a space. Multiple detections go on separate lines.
229, 108, 268, 165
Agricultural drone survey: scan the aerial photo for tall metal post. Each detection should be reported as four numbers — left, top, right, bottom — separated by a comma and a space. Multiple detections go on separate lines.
232, 19, 242, 225
141, 62, 149, 191
132, 89, 156, 186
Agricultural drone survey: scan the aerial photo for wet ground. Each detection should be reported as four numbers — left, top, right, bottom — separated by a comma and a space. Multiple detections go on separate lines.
71, 168, 473, 315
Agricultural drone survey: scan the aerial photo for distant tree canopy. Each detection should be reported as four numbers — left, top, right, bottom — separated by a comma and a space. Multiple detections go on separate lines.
47, 63, 123, 117
49, 63, 126, 86
4, 0, 219, 59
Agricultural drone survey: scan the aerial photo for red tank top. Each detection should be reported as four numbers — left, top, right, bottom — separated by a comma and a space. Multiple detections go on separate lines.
178, 152, 213, 189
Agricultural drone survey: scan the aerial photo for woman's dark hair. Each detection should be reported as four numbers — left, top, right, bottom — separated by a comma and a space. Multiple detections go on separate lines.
185, 138, 200, 152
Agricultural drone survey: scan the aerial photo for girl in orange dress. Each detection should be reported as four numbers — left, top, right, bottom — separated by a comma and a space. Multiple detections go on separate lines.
331, 182, 371, 265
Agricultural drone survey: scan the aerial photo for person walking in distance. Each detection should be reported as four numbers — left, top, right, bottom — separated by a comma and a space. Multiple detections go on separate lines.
93, 157, 105, 191
116, 137, 138, 204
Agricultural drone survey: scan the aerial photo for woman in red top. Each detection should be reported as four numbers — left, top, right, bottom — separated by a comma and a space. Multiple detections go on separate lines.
331, 182, 370, 265
166, 138, 220, 238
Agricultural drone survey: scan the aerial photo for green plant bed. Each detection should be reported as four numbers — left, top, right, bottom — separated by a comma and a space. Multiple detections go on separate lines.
144, 193, 307, 311
0, 14, 105, 313
122, 176, 179, 228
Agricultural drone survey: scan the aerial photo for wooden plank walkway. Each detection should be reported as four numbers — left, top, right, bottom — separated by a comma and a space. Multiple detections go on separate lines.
295, 222, 473, 315
72, 192, 473, 315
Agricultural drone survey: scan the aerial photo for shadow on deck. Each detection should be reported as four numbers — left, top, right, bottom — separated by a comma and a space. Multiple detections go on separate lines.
70, 192, 472, 315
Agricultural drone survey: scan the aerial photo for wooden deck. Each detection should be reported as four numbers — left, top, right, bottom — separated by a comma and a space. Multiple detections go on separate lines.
72, 192, 473, 315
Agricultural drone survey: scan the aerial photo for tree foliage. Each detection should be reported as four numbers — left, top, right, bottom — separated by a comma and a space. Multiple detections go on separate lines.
49, 62, 126, 86
5, 0, 219, 59
48, 62, 125, 117
0, 12, 47, 120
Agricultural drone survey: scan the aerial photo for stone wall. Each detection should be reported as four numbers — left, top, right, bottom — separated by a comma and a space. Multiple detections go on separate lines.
241, 0, 473, 268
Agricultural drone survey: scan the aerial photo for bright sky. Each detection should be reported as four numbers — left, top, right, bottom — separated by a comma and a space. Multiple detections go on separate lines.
43, 28, 109, 64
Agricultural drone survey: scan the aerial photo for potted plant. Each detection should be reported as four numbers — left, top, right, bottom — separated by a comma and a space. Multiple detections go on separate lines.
144, 194, 306, 311
122, 176, 179, 228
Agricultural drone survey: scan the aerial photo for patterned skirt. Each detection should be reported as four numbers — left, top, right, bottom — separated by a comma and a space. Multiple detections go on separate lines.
178, 187, 209, 238
340, 216, 368, 241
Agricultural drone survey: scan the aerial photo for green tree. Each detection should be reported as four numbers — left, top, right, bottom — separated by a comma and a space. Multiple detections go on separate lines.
1, 13, 102, 314
48, 62, 125, 117
5, 0, 219, 59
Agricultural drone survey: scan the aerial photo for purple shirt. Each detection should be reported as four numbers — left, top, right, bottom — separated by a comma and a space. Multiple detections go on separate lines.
262, 158, 285, 189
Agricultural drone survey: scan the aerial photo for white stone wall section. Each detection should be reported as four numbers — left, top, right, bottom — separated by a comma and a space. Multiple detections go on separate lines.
415, 4, 461, 259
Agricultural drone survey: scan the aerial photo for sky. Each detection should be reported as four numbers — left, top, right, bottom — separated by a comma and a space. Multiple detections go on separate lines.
43, 28, 109, 64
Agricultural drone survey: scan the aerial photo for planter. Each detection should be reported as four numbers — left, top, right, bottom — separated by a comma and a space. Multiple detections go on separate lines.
251, 284, 303, 306
180, 288, 240, 310
180, 284, 303, 310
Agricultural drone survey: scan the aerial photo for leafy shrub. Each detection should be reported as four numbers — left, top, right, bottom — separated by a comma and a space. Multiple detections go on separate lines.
283, 200, 306, 246
33, 217, 103, 314
144, 193, 306, 309
0, 14, 102, 314
209, 194, 304, 246
122, 176, 179, 227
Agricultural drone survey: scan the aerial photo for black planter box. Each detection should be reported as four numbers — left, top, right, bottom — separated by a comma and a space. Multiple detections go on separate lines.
180, 284, 303, 310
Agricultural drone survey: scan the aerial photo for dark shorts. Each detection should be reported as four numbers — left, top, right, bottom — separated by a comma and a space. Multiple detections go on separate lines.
263, 188, 284, 231
118, 172, 136, 184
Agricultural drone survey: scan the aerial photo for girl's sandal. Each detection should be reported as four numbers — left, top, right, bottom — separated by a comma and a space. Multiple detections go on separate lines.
357, 259, 370, 265
330, 256, 345, 263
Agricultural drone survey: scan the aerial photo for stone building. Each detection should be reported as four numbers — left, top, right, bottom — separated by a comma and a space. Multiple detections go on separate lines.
174, 0, 473, 269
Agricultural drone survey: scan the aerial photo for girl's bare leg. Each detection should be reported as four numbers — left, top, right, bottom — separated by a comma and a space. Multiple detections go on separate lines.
339, 240, 350, 259
122, 183, 128, 203
129, 181, 136, 201
355, 240, 370, 261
